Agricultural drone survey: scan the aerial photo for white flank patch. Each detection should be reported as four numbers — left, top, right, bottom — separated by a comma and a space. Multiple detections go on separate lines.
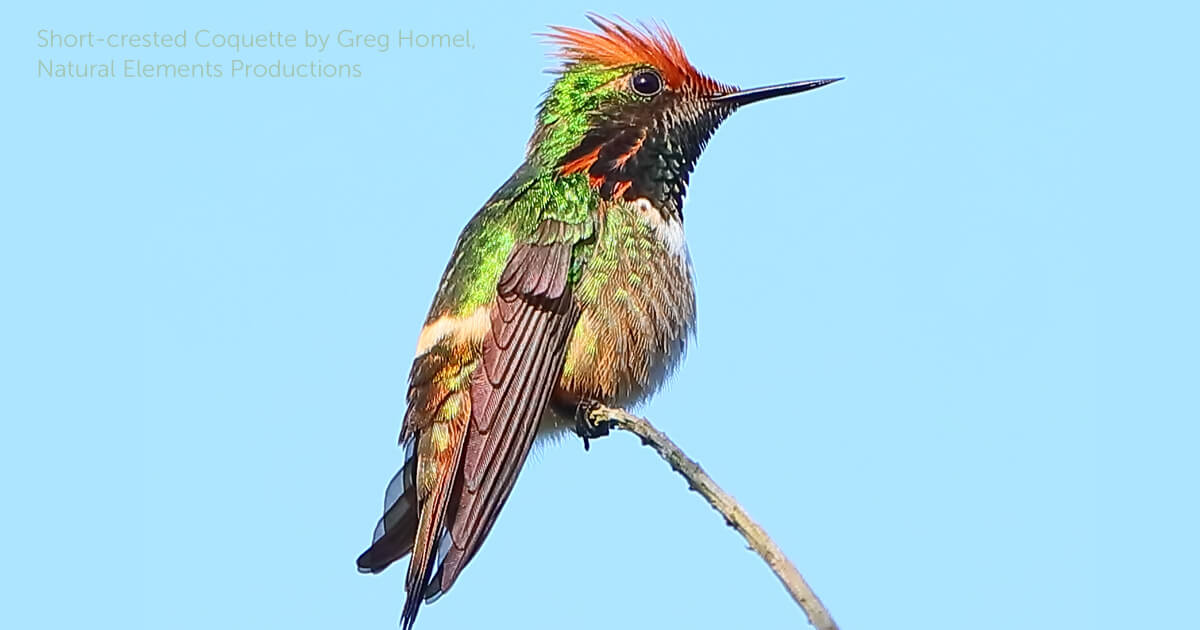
414, 306, 491, 356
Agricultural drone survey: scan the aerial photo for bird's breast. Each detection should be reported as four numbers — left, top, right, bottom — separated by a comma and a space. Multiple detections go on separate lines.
556, 199, 696, 411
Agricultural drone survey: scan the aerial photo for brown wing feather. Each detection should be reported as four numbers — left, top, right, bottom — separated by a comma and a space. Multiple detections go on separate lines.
383, 237, 581, 625
426, 239, 580, 600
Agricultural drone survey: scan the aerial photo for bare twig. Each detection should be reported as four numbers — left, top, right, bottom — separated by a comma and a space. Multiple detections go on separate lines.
596, 405, 839, 630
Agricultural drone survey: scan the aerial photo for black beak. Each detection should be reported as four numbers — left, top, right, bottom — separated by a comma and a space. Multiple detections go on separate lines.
710, 78, 843, 106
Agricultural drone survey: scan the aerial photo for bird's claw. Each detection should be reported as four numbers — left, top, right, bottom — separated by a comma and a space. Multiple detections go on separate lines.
573, 400, 612, 451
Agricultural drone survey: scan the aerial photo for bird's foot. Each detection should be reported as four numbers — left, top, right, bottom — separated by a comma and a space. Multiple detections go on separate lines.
573, 399, 613, 451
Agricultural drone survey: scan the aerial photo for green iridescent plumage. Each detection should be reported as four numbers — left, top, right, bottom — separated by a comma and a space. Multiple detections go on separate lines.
429, 174, 595, 318
534, 64, 635, 165
429, 63, 644, 320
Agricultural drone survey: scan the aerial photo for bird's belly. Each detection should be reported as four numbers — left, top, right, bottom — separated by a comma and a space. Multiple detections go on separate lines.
560, 307, 690, 405
540, 311, 691, 436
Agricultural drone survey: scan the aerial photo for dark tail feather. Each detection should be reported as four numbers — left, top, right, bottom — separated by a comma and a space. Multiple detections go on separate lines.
356, 517, 417, 573
358, 440, 420, 573
400, 536, 440, 630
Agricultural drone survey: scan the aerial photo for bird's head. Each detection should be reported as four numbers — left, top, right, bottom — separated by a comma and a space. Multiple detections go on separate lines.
529, 15, 840, 215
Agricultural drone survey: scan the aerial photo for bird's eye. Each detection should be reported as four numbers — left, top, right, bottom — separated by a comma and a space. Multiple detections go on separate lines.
631, 69, 663, 97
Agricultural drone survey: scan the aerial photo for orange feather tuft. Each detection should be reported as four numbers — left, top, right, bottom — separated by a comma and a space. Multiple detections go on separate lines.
543, 14, 724, 94
560, 145, 600, 176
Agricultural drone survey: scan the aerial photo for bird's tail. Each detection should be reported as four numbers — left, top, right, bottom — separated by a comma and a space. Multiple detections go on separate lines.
400, 427, 466, 630
359, 341, 475, 628
357, 437, 420, 573
356, 432, 463, 629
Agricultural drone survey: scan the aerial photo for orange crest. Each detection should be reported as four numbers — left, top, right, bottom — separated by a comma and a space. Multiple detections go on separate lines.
543, 15, 726, 94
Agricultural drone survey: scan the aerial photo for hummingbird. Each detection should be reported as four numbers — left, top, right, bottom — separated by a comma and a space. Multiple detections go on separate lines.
358, 15, 839, 628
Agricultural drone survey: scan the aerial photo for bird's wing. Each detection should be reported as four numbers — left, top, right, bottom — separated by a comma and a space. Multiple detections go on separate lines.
427, 221, 584, 599
356, 167, 545, 580
358, 170, 595, 629
397, 223, 589, 629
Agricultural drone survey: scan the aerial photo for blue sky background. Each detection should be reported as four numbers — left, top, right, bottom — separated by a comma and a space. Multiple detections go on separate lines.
3, 1, 1197, 629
